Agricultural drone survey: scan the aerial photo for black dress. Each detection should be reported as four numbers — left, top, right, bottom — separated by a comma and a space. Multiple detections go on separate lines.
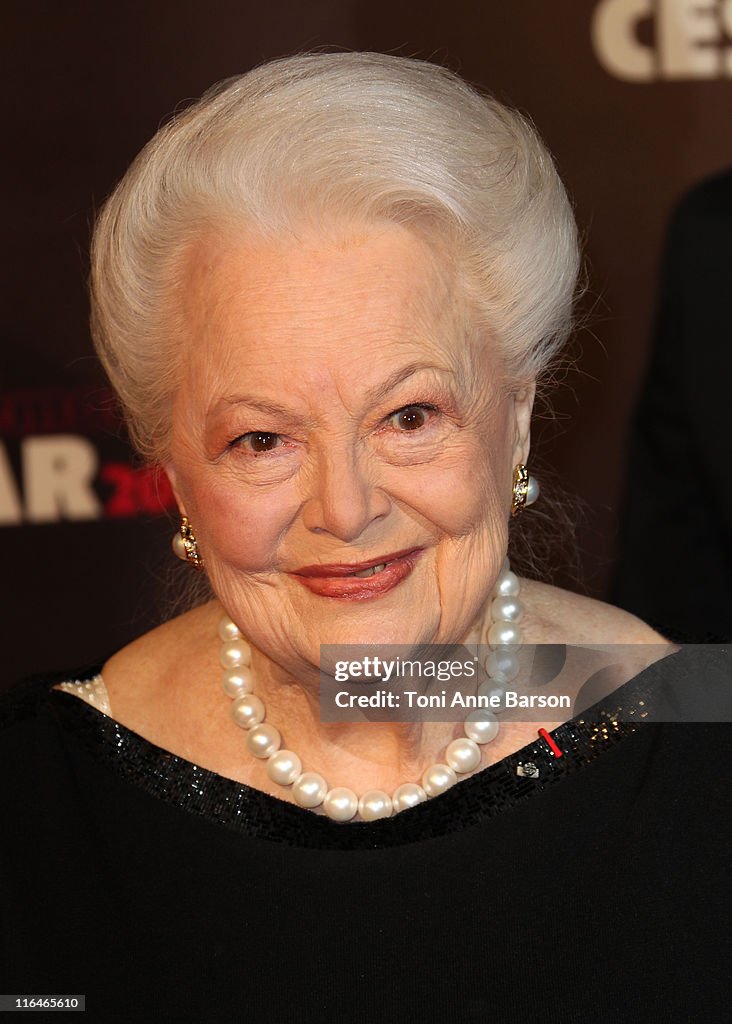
1, 646, 730, 1023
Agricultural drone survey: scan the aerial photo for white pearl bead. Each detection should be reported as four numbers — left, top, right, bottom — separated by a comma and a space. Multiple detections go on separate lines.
483, 647, 520, 683
358, 790, 393, 821
421, 763, 457, 797
526, 475, 540, 506
392, 783, 427, 812
464, 710, 500, 744
490, 595, 523, 624
267, 750, 302, 786
221, 666, 254, 697
231, 694, 265, 730
246, 723, 281, 759
323, 787, 358, 822
495, 569, 520, 597
445, 737, 482, 774
172, 532, 187, 560
487, 622, 522, 648
477, 680, 506, 709
292, 772, 328, 808
218, 617, 242, 642
219, 640, 252, 669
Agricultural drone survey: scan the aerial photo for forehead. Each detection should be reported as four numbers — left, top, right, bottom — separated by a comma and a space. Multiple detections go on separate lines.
178, 221, 481, 384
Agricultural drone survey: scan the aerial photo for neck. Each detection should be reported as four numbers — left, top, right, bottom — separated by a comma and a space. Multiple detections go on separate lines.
229, 594, 492, 791
213, 561, 535, 819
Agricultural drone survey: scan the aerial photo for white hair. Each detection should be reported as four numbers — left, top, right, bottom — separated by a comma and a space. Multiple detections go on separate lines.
90, 52, 580, 460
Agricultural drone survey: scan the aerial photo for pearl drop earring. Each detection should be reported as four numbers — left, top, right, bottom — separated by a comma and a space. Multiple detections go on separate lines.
172, 516, 205, 570
511, 464, 540, 516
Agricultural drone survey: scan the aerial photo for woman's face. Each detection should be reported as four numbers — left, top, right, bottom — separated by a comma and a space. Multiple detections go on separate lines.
167, 221, 533, 677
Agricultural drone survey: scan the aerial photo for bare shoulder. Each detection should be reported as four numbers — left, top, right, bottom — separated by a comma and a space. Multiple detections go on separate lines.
520, 578, 670, 646
90, 600, 223, 719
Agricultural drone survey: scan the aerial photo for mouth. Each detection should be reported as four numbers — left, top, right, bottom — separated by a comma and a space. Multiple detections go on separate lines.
294, 547, 423, 578
291, 547, 424, 599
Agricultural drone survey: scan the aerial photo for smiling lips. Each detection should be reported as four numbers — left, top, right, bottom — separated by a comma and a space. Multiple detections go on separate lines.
292, 547, 424, 599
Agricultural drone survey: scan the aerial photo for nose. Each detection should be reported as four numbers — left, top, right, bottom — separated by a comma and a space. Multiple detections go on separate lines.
301, 445, 391, 541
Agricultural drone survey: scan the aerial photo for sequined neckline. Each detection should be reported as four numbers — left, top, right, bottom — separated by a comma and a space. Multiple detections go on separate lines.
43, 649, 683, 850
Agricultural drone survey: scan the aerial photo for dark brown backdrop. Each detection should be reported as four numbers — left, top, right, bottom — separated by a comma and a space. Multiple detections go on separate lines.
3, 0, 731, 686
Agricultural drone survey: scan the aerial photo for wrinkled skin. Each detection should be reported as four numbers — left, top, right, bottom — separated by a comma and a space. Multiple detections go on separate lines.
166, 220, 533, 698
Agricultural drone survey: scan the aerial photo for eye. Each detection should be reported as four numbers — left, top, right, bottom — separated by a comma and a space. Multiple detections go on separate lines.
233, 431, 285, 454
387, 404, 437, 432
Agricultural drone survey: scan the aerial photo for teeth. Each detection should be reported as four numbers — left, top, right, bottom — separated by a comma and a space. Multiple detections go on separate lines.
352, 562, 388, 578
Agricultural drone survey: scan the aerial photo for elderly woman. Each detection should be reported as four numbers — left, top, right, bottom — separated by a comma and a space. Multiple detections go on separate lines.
2, 53, 728, 1023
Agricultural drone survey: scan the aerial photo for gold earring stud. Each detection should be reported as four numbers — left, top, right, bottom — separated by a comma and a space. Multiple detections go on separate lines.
172, 515, 205, 570
511, 464, 539, 516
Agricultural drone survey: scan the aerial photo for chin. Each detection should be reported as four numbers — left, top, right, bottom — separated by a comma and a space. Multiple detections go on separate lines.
311, 614, 437, 656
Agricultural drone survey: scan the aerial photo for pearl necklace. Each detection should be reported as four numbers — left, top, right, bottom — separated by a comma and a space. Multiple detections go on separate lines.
218, 564, 523, 822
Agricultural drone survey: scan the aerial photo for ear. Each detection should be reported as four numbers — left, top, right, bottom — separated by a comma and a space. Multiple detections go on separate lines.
511, 382, 536, 466
162, 461, 188, 517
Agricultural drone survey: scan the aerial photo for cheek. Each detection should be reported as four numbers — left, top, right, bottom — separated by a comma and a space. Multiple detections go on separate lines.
186, 476, 297, 570
395, 439, 511, 537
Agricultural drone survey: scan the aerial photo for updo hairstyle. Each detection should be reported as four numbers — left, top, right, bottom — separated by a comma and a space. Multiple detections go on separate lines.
90, 52, 580, 461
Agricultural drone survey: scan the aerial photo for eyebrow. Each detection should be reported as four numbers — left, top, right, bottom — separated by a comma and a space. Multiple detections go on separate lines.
365, 361, 453, 403
209, 362, 453, 422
